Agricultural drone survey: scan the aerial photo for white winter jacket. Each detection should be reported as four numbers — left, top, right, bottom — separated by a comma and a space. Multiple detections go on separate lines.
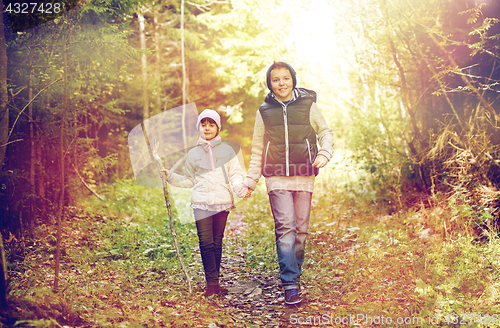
167, 141, 244, 211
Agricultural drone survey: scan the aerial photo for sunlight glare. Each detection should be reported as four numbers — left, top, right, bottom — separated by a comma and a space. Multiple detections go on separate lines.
287, 0, 339, 71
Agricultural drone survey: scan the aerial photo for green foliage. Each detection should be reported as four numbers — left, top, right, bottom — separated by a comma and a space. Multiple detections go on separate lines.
3, 0, 150, 233
413, 235, 500, 321
14, 318, 62, 327
304, 180, 500, 325
328, 0, 500, 228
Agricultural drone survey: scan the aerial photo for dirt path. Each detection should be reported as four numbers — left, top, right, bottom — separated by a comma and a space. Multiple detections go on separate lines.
214, 212, 309, 327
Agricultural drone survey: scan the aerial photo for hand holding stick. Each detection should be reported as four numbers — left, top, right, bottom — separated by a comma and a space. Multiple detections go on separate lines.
142, 123, 193, 294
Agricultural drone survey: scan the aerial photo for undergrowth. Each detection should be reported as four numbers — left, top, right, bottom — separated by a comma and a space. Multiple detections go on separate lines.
4, 174, 500, 327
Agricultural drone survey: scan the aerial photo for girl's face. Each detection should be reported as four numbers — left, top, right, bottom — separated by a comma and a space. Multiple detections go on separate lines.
199, 119, 218, 140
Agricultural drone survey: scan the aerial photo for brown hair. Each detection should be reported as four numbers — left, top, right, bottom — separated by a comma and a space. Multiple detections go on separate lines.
269, 61, 291, 71
200, 117, 219, 133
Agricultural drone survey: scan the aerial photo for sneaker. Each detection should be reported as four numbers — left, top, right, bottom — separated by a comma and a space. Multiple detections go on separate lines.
284, 288, 301, 305
204, 286, 217, 297
215, 286, 229, 295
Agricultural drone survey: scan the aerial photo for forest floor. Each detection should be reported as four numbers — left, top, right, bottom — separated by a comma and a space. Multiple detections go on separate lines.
2, 180, 500, 327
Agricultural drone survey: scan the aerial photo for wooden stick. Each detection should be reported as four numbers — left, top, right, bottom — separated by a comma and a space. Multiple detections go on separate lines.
140, 122, 192, 294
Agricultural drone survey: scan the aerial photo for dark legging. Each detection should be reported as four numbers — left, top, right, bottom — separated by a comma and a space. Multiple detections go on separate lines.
194, 209, 229, 286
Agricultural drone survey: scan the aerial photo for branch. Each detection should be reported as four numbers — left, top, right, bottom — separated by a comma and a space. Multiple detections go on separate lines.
428, 32, 498, 127
412, 32, 466, 132
8, 78, 63, 141
453, 70, 500, 83
186, 0, 228, 12
400, 0, 498, 127
73, 166, 105, 201
0, 139, 23, 148
140, 122, 192, 294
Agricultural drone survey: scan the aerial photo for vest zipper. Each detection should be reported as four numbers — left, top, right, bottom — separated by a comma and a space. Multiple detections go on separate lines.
283, 104, 290, 176
263, 141, 270, 167
306, 139, 312, 163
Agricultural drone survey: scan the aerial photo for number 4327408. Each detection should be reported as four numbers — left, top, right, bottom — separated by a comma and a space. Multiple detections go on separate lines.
3, 2, 64, 14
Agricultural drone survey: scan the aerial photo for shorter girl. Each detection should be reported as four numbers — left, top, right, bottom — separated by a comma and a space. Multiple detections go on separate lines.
162, 109, 244, 296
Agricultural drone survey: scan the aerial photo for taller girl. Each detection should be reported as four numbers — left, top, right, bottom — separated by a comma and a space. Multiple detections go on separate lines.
164, 109, 245, 297
240, 62, 334, 305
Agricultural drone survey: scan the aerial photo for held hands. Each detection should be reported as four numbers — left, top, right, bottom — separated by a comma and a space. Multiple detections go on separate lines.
236, 156, 328, 199
238, 185, 253, 198
312, 154, 328, 168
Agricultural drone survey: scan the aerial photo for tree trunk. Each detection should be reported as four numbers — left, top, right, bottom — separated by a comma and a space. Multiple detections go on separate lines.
181, 0, 187, 150
54, 36, 68, 292
153, 7, 161, 113
0, 233, 7, 308
381, 5, 426, 152
0, 8, 10, 307
36, 128, 47, 222
29, 42, 35, 237
0, 3, 8, 170
139, 12, 149, 120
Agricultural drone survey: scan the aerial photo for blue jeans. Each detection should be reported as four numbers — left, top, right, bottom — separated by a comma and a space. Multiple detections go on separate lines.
194, 209, 229, 286
268, 190, 312, 289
